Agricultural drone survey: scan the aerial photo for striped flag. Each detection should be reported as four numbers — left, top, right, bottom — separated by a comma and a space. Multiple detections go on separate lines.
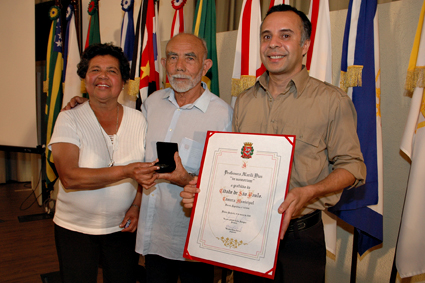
329, 0, 383, 256
62, 4, 81, 108
44, 5, 63, 190
129, 0, 160, 110
85, 0, 101, 49
230, 0, 289, 107
306, 0, 332, 83
120, 0, 135, 63
165, 0, 187, 89
120, 0, 137, 108
396, 1, 425, 277
268, 0, 289, 8
171, 0, 186, 37
193, 0, 219, 96
230, 0, 262, 107
305, 0, 337, 255
82, 0, 101, 98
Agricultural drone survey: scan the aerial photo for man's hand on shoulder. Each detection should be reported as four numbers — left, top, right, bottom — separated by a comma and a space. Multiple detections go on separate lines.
62, 96, 88, 111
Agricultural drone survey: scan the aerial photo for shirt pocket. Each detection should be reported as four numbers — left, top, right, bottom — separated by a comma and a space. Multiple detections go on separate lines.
179, 138, 204, 174
282, 125, 321, 148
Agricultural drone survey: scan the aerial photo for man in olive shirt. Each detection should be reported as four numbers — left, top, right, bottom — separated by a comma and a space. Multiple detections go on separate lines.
183, 4, 366, 283
232, 4, 366, 282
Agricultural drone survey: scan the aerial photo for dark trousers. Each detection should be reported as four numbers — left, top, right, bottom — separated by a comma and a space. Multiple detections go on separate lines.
55, 224, 139, 283
233, 218, 326, 283
144, 254, 214, 283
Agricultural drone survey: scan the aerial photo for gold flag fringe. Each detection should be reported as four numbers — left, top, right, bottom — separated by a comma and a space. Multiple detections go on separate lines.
80, 79, 86, 94
340, 65, 363, 93
43, 80, 48, 93
128, 78, 141, 97
231, 75, 256, 97
404, 67, 425, 97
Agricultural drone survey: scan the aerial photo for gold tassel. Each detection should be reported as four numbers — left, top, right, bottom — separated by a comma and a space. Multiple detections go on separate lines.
80, 79, 86, 94
128, 78, 141, 97
340, 65, 363, 93
404, 67, 425, 97
43, 80, 48, 93
231, 75, 256, 97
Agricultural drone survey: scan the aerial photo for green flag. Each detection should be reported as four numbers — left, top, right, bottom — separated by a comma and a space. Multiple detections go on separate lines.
193, 0, 219, 96
82, 0, 101, 98
44, 5, 63, 190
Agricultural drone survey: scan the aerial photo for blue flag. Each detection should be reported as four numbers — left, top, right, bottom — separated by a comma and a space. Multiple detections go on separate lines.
329, 0, 383, 256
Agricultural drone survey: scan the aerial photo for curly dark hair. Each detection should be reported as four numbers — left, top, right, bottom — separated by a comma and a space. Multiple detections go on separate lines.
77, 43, 130, 83
264, 4, 312, 45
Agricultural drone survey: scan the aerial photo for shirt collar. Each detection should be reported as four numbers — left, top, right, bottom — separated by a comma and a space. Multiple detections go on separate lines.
164, 81, 212, 113
256, 66, 309, 98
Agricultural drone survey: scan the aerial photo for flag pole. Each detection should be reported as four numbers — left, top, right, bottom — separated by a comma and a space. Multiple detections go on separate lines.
388, 165, 412, 283
350, 229, 358, 283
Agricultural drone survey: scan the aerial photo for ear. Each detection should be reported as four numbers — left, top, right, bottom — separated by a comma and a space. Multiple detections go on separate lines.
202, 59, 213, 76
302, 39, 311, 57
161, 57, 166, 68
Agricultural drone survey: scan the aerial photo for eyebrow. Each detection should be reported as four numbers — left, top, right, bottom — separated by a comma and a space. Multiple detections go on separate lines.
261, 28, 295, 35
184, 52, 197, 58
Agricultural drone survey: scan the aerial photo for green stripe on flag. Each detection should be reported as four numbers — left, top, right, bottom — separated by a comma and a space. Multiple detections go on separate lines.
193, 0, 219, 96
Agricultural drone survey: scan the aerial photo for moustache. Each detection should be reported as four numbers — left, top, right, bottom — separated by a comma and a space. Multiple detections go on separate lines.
170, 74, 191, 80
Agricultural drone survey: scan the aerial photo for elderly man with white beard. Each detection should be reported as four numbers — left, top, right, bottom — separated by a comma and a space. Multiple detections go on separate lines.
135, 33, 232, 283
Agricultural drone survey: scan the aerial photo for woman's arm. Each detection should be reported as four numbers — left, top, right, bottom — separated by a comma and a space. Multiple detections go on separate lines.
52, 143, 158, 190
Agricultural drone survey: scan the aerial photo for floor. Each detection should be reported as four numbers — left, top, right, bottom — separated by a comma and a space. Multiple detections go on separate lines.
0, 182, 232, 283
0, 182, 105, 283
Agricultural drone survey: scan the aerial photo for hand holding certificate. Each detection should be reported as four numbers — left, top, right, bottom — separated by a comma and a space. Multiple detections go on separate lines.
184, 131, 295, 279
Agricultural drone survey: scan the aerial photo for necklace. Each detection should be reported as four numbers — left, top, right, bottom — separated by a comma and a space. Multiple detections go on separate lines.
89, 102, 119, 167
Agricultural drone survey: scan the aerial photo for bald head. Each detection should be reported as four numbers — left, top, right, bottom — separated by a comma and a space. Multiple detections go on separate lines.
161, 33, 212, 94
167, 33, 208, 61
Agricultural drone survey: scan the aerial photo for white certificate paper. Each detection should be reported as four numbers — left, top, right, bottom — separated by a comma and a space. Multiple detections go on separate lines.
184, 131, 295, 279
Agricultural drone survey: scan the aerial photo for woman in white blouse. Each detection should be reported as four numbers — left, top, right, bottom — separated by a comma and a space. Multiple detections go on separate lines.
49, 43, 158, 283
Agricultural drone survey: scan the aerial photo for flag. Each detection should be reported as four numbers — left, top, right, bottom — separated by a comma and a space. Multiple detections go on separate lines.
155, 0, 164, 90
121, 0, 135, 63
230, 0, 262, 107
305, 0, 336, 255
129, 0, 160, 110
396, 1, 425, 277
329, 0, 383, 256
62, 4, 81, 108
193, 0, 219, 96
119, 0, 137, 108
306, 0, 332, 83
85, 0, 101, 49
82, 0, 101, 98
165, 0, 187, 89
268, 0, 289, 8
44, 5, 63, 191
171, 0, 186, 38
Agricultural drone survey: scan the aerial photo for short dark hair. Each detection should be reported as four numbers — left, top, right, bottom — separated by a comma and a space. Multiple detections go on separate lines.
265, 4, 312, 44
77, 43, 130, 83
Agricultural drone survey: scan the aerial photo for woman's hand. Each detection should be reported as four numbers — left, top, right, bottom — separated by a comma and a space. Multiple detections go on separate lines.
126, 161, 159, 189
119, 204, 140, 233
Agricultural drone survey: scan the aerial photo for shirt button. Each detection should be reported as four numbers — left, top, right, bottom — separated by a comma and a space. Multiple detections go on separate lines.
169, 129, 172, 131
151, 193, 154, 196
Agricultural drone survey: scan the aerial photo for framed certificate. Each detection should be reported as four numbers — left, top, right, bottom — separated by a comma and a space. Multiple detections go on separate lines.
184, 131, 295, 279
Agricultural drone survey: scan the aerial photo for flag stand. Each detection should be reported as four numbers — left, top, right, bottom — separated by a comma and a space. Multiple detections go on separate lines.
350, 229, 358, 283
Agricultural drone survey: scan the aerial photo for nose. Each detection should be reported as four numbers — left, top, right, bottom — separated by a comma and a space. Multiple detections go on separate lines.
268, 35, 281, 49
98, 70, 108, 78
175, 57, 186, 72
